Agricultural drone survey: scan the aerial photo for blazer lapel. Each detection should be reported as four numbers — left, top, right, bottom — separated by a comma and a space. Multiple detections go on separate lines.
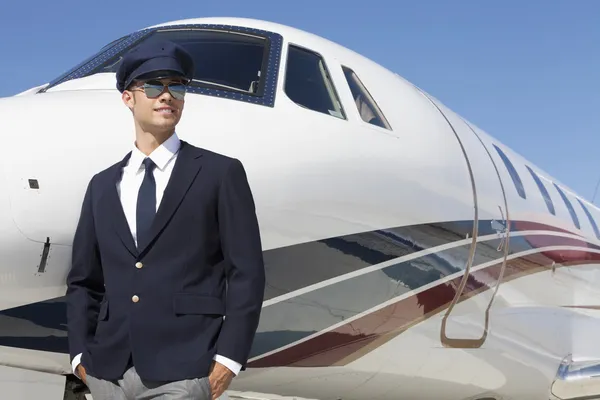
106, 151, 139, 258
137, 141, 204, 254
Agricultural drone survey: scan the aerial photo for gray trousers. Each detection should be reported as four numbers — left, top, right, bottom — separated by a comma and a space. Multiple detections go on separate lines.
86, 366, 212, 400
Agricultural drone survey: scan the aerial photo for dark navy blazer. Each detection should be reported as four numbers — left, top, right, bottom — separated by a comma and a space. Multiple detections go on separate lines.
66, 140, 266, 381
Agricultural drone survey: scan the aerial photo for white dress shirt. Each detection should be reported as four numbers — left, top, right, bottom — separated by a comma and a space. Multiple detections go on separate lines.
72, 132, 242, 377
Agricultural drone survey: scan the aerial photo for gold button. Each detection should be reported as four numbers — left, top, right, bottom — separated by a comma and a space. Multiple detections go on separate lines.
132, 295, 139, 303
135, 262, 143, 269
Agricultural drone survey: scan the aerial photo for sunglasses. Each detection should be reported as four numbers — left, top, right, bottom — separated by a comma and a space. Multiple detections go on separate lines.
134, 80, 188, 100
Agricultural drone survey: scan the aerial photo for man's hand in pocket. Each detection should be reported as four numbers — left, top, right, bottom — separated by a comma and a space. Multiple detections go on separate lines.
76, 364, 87, 384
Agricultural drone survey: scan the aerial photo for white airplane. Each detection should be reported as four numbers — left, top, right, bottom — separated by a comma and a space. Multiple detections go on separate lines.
1, 16, 600, 400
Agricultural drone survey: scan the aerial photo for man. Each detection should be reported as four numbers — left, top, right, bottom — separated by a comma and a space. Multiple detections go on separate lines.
66, 39, 266, 400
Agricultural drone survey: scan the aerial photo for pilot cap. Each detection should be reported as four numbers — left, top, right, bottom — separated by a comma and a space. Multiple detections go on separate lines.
116, 40, 195, 92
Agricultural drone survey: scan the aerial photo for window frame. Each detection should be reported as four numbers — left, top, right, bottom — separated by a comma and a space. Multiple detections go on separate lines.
525, 166, 555, 215
553, 183, 581, 229
41, 24, 284, 108
577, 198, 600, 239
493, 144, 527, 200
341, 65, 392, 131
40, 34, 132, 92
282, 43, 346, 120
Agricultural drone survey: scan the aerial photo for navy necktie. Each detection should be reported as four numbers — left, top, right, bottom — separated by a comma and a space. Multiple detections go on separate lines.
136, 157, 156, 248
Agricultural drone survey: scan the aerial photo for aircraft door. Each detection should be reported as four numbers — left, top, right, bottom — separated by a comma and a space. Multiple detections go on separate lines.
421, 93, 510, 348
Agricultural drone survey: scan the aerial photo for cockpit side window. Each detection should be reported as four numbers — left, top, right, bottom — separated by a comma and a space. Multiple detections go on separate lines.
284, 45, 345, 119
341, 66, 392, 130
42, 24, 283, 107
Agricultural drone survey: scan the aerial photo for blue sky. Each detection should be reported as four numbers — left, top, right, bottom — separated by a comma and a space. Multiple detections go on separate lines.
1, 0, 598, 200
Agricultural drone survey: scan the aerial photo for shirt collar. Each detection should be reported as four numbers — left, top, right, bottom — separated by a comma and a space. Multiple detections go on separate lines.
129, 132, 180, 171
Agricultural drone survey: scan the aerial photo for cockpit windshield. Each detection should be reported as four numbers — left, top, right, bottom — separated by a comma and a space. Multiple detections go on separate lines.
43, 24, 281, 105
98, 29, 266, 94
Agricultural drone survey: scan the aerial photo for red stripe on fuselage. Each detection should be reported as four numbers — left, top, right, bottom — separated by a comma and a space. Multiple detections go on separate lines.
248, 241, 599, 368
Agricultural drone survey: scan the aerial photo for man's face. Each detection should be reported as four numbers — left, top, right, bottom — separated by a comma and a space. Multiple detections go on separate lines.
122, 77, 188, 134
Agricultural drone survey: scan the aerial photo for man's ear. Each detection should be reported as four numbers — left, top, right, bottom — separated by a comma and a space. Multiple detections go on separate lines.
122, 90, 135, 110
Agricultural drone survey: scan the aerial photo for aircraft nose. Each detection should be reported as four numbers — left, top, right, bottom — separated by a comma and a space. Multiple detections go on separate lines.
0, 91, 132, 246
